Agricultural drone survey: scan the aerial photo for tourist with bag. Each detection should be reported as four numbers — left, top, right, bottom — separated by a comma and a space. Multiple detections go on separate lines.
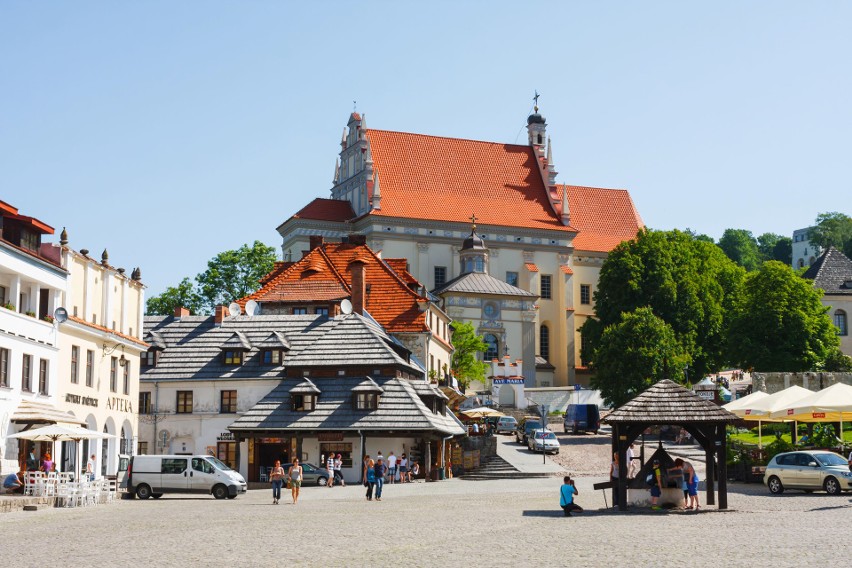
269, 460, 285, 505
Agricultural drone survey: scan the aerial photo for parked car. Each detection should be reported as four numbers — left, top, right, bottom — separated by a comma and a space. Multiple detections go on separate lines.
563, 404, 601, 435
495, 416, 518, 434
284, 462, 330, 486
515, 417, 543, 445
126, 454, 247, 500
764, 450, 852, 495
483, 415, 501, 431
527, 429, 560, 454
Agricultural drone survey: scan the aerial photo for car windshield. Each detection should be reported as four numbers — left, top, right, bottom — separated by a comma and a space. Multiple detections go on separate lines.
536, 432, 556, 439
814, 453, 848, 467
526, 422, 541, 430
205, 456, 232, 471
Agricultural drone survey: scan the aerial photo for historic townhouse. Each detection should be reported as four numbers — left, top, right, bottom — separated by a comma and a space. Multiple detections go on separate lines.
0, 201, 69, 475
803, 247, 852, 357
276, 107, 643, 387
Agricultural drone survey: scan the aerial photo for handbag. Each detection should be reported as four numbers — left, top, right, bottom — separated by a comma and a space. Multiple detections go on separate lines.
286, 479, 292, 489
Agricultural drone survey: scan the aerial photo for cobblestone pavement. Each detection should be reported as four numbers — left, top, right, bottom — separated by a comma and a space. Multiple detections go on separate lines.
2, 478, 850, 567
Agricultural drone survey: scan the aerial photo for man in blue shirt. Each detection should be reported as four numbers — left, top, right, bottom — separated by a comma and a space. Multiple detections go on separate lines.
3, 471, 23, 494
559, 476, 583, 516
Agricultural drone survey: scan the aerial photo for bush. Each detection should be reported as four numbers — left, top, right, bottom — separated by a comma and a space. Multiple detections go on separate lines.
765, 434, 794, 459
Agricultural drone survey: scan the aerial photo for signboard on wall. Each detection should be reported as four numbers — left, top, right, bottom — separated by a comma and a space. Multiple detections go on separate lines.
493, 378, 524, 385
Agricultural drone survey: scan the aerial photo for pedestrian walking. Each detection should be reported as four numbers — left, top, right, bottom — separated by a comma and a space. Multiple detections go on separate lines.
374, 458, 387, 501
364, 458, 376, 501
559, 476, 583, 516
387, 451, 397, 483
362, 454, 371, 483
86, 454, 96, 481
270, 460, 285, 504
398, 453, 408, 483
333, 454, 345, 487
288, 458, 303, 504
327, 453, 335, 488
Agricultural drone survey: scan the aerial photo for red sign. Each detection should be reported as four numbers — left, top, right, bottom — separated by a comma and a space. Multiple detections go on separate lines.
787, 409, 794, 415
745, 410, 752, 415
812, 412, 826, 419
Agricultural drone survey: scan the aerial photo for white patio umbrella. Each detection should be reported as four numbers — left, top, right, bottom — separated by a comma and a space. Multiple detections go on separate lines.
460, 407, 505, 418
9, 424, 115, 477
768, 382, 852, 443
722, 390, 769, 413
728, 386, 813, 448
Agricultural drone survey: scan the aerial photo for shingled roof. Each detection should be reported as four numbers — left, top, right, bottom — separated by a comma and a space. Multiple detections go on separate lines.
433, 271, 538, 297
229, 375, 464, 436
603, 379, 738, 424
803, 247, 852, 296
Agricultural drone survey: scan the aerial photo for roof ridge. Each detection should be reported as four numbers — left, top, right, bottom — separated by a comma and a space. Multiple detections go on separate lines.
367, 128, 533, 151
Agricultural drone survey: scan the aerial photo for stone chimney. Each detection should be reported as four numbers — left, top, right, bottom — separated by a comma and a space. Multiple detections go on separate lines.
174, 306, 189, 320
349, 260, 367, 315
309, 236, 324, 250
214, 305, 226, 326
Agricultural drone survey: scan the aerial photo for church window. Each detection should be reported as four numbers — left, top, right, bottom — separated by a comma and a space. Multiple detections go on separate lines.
540, 325, 550, 361
580, 284, 591, 305
506, 272, 519, 287
484, 334, 499, 361
434, 266, 447, 288
835, 310, 848, 336
541, 275, 552, 299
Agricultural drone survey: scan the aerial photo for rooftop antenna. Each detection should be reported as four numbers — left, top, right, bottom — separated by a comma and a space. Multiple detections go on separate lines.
245, 300, 259, 317
228, 302, 241, 318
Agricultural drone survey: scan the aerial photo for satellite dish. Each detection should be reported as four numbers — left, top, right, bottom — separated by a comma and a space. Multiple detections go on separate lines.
340, 299, 353, 315
245, 300, 259, 317
53, 307, 69, 323
228, 302, 241, 318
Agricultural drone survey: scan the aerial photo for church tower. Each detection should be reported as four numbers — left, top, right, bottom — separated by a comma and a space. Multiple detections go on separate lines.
330, 111, 375, 216
458, 215, 489, 275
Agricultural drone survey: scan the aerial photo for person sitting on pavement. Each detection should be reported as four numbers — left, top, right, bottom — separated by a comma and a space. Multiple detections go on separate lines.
3, 471, 23, 494
559, 476, 583, 517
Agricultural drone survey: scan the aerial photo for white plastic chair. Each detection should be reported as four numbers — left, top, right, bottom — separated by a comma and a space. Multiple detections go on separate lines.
259, 467, 268, 482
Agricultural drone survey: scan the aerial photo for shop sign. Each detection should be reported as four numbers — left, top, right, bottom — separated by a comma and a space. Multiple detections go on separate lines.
492, 378, 524, 385
217, 432, 235, 441
105, 397, 133, 413
318, 432, 344, 442
65, 393, 99, 407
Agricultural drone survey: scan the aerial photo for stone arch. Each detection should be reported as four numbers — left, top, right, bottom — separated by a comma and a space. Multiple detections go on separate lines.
103, 416, 116, 476
120, 418, 134, 456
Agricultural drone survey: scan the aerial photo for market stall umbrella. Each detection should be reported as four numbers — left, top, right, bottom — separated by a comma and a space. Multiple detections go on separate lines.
722, 390, 769, 414
9, 424, 115, 475
460, 407, 505, 418
728, 386, 813, 448
768, 382, 852, 442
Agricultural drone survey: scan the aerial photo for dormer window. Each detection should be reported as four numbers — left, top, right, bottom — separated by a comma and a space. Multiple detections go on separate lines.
223, 351, 243, 366
263, 349, 283, 365
291, 394, 316, 411
140, 350, 158, 367
355, 393, 379, 410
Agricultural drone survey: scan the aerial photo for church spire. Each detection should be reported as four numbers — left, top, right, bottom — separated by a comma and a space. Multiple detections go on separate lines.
527, 91, 547, 160
561, 184, 571, 226
333, 158, 340, 184
546, 136, 558, 187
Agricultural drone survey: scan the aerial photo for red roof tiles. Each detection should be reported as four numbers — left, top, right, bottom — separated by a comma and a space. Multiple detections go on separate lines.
292, 198, 355, 222
561, 185, 643, 253
67, 315, 149, 348
525, 263, 539, 272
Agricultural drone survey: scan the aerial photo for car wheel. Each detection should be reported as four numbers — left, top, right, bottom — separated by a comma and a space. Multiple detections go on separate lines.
136, 484, 152, 500
212, 484, 228, 499
824, 477, 841, 495
152, 493, 163, 499
317, 476, 328, 487
227, 494, 238, 499
767, 476, 784, 494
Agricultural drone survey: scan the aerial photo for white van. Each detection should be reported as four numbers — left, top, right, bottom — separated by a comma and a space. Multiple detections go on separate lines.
126, 455, 247, 500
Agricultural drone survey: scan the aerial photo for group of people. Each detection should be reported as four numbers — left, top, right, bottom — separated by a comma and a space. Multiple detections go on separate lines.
324, 453, 346, 488
646, 457, 699, 511
361, 452, 421, 501
3, 450, 99, 495
268, 459, 303, 505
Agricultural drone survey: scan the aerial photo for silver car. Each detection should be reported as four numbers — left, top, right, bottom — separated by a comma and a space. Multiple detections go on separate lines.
495, 416, 518, 434
764, 450, 852, 495
527, 429, 560, 454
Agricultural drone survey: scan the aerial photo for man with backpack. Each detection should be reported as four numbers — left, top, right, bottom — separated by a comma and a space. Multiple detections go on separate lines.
648, 459, 664, 510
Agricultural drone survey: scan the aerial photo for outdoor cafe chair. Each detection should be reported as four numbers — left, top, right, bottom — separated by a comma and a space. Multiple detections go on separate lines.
259, 467, 269, 482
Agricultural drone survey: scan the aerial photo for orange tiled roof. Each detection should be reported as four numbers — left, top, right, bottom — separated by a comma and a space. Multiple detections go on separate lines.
525, 263, 539, 272
365, 130, 577, 232
560, 265, 573, 274
67, 315, 149, 348
242, 242, 431, 333
559, 184, 644, 253
292, 198, 355, 222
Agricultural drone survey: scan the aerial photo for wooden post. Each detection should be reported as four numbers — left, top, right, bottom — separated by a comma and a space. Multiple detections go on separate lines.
704, 425, 715, 506
234, 436, 242, 478
611, 424, 619, 509
617, 428, 628, 512
717, 424, 728, 510
424, 438, 432, 480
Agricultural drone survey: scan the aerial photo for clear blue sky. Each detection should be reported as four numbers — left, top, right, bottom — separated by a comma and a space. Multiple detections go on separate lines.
3, 1, 851, 298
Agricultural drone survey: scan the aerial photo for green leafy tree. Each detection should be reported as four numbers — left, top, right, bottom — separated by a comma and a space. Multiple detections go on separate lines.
757, 233, 792, 264
590, 308, 690, 408
196, 241, 278, 312
727, 261, 840, 371
809, 212, 852, 253
146, 277, 204, 315
821, 349, 852, 372
588, 229, 745, 381
449, 321, 489, 389
718, 229, 762, 271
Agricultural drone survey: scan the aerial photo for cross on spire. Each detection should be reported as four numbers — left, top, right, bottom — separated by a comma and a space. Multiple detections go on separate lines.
533, 90, 540, 112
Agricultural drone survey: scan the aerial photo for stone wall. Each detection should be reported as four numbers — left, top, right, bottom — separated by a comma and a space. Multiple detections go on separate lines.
752, 372, 852, 394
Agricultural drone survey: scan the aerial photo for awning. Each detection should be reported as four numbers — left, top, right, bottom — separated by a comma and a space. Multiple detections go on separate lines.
10, 400, 86, 427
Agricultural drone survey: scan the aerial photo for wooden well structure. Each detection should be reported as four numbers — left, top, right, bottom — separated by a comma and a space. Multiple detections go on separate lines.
603, 379, 739, 511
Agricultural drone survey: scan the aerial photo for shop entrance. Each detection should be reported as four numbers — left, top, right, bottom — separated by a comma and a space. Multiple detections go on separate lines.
251, 437, 291, 481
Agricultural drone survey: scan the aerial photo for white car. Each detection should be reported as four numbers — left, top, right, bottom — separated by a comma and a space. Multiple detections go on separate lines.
527, 429, 560, 454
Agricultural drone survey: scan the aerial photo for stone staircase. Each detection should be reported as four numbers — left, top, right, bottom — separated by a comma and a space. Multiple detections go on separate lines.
458, 455, 556, 481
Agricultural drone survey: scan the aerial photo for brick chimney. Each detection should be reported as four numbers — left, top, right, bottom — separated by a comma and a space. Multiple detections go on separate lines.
174, 306, 189, 320
349, 260, 367, 315
309, 235, 324, 250
214, 305, 226, 326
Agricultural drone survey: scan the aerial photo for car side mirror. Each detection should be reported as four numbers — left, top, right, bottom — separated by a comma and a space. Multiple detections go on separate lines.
808, 462, 818, 467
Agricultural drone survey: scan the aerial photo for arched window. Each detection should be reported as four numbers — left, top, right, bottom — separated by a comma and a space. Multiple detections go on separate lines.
835, 310, 848, 336
540, 325, 550, 361
484, 334, 499, 361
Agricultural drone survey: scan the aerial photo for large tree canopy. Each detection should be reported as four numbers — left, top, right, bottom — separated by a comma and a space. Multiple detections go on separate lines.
718, 228, 762, 271
727, 261, 840, 372
590, 308, 690, 408
756, 232, 792, 264
146, 277, 203, 316
588, 229, 745, 381
809, 212, 852, 256
450, 321, 489, 389
196, 240, 278, 312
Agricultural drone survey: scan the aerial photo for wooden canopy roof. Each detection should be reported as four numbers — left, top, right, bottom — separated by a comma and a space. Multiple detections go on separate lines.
603, 379, 738, 424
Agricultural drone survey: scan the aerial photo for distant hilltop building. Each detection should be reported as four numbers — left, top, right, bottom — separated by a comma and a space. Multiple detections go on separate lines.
792, 227, 821, 269
276, 105, 643, 388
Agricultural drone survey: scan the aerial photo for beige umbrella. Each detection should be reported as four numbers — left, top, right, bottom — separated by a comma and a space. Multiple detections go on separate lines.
768, 383, 852, 443
728, 386, 813, 448
9, 424, 115, 477
722, 390, 769, 414
460, 407, 505, 418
